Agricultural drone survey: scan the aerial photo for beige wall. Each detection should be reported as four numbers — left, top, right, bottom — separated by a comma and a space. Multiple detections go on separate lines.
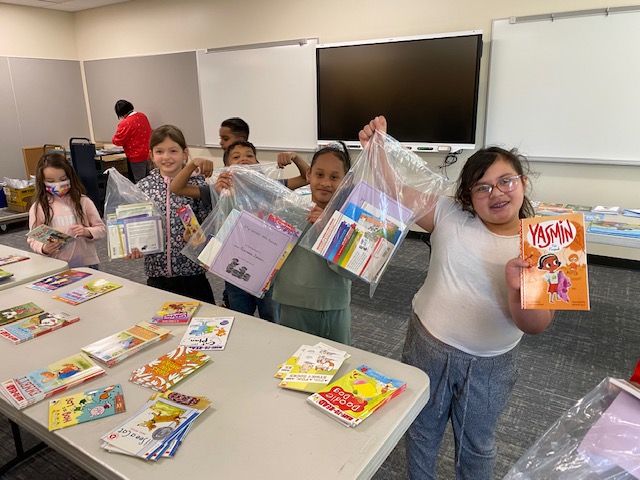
2, 0, 639, 206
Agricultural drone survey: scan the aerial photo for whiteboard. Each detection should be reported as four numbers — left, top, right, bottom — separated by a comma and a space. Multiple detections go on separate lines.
196, 39, 318, 150
485, 11, 640, 165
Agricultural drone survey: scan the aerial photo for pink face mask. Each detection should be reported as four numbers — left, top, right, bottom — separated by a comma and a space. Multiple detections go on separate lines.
44, 180, 71, 197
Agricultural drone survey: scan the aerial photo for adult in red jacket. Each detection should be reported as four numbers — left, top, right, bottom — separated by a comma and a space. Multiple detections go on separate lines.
112, 100, 152, 183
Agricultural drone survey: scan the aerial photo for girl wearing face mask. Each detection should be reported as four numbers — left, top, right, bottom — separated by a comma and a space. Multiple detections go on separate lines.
28, 153, 106, 268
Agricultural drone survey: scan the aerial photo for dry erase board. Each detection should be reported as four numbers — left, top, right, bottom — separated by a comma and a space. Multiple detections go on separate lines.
84, 52, 204, 146
486, 10, 640, 165
196, 39, 318, 150
0, 57, 89, 179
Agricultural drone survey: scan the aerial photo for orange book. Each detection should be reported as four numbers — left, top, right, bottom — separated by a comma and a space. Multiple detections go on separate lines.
520, 213, 589, 310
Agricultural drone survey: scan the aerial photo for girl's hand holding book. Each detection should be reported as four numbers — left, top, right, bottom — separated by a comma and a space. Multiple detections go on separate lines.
42, 239, 63, 255
125, 248, 144, 260
504, 257, 530, 292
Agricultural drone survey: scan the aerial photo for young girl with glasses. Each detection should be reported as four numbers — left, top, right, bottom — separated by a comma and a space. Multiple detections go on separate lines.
359, 117, 555, 480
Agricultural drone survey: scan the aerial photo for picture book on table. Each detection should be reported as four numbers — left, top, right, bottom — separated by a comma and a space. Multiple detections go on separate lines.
179, 316, 234, 350
0, 311, 79, 344
276, 343, 349, 393
101, 390, 211, 460
0, 302, 44, 327
48, 384, 126, 431
587, 221, 640, 239
207, 209, 299, 297
150, 301, 201, 324
591, 205, 622, 215
81, 322, 172, 367
311, 180, 414, 284
129, 345, 210, 392
0, 254, 29, 267
53, 279, 122, 306
28, 269, 92, 292
520, 213, 590, 310
177, 204, 205, 246
26, 225, 76, 249
0, 352, 105, 409
307, 364, 407, 427
0, 269, 13, 282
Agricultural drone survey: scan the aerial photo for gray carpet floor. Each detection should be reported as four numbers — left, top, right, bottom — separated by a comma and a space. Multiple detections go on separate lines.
1, 219, 638, 479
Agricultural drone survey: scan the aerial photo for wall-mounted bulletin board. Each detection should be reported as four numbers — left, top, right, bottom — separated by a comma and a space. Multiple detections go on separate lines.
196, 38, 318, 151
84, 52, 205, 146
485, 7, 640, 165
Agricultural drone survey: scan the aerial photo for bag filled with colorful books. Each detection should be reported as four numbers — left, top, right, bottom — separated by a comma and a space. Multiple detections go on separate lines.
181, 163, 314, 299
297, 131, 453, 296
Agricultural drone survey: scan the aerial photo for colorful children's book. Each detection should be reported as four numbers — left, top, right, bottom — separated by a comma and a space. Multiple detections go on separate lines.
0, 302, 44, 327
81, 322, 172, 367
0, 254, 29, 267
311, 180, 414, 284
150, 301, 201, 324
0, 311, 79, 344
48, 384, 126, 431
26, 224, 76, 249
587, 221, 640, 238
129, 346, 210, 392
177, 204, 205, 246
0, 352, 105, 409
179, 317, 234, 350
591, 205, 622, 215
28, 269, 92, 292
307, 364, 406, 427
520, 213, 590, 310
53, 279, 122, 306
101, 390, 211, 460
0, 269, 14, 282
277, 343, 349, 393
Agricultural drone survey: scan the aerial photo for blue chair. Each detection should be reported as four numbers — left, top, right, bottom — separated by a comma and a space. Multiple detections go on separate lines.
69, 138, 103, 215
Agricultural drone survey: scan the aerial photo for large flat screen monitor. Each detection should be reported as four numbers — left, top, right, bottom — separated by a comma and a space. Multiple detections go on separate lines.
316, 31, 483, 151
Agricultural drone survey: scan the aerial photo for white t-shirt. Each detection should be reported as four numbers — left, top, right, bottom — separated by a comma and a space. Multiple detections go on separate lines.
412, 197, 523, 356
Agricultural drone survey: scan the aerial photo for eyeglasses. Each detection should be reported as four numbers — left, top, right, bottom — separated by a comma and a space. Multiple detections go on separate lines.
470, 175, 522, 198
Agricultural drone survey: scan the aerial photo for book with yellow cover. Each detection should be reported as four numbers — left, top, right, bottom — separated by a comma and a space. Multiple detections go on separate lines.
48, 384, 126, 431
520, 213, 589, 310
276, 343, 349, 393
307, 365, 406, 427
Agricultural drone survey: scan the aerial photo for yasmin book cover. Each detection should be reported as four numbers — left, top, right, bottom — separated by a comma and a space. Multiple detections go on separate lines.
520, 213, 589, 310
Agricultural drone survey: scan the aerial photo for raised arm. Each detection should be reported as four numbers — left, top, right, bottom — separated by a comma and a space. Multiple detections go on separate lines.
358, 115, 437, 232
170, 158, 214, 198
505, 257, 555, 334
277, 152, 309, 190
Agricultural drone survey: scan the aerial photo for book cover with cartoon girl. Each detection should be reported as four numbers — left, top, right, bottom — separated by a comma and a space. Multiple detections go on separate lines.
520, 213, 590, 310
48, 384, 126, 431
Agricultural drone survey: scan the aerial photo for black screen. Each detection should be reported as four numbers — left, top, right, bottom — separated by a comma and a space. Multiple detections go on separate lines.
316, 34, 483, 147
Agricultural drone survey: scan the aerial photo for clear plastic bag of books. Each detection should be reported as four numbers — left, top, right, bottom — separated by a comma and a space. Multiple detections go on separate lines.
297, 130, 454, 296
182, 163, 314, 298
103, 168, 164, 260
505, 378, 640, 480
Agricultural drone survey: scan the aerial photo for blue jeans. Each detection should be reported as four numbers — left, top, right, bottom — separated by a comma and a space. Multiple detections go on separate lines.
225, 281, 279, 323
402, 312, 518, 480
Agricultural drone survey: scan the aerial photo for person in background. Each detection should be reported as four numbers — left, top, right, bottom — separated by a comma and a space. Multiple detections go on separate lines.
128, 124, 215, 304
28, 153, 105, 268
170, 140, 309, 323
112, 99, 152, 183
359, 116, 554, 480
218, 117, 249, 150
272, 141, 355, 345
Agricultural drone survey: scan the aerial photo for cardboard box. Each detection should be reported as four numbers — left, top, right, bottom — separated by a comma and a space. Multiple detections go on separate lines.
3, 186, 35, 212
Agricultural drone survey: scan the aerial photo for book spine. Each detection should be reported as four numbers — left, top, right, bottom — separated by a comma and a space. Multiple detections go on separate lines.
324, 221, 351, 260
332, 224, 357, 263
312, 212, 341, 256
